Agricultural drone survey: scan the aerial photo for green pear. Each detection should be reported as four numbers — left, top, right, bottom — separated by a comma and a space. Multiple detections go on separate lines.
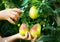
19, 23, 28, 36
30, 23, 41, 37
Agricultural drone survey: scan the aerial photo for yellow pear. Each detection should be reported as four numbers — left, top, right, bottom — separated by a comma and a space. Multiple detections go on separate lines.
19, 23, 28, 36
29, 6, 38, 19
30, 23, 41, 37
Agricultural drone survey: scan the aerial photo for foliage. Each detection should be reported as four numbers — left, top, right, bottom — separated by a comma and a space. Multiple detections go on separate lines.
0, 0, 60, 42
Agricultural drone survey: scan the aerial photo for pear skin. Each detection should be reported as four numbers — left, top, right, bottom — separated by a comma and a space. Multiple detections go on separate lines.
30, 24, 41, 37
19, 23, 28, 36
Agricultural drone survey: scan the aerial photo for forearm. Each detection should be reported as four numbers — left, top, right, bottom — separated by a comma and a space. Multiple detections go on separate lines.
4, 34, 20, 42
0, 11, 3, 20
0, 36, 5, 42
0, 34, 20, 42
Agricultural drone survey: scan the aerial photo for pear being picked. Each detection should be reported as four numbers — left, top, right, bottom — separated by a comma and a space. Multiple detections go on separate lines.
19, 23, 28, 36
30, 23, 41, 37
29, 6, 38, 19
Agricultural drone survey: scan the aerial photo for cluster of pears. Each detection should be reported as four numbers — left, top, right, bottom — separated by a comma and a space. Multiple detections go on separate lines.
19, 6, 41, 38
19, 23, 41, 38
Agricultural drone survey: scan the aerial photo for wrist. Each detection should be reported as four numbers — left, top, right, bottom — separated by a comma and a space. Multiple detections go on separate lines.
0, 37, 6, 42
3, 34, 20, 42
15, 33, 21, 39
0, 11, 4, 20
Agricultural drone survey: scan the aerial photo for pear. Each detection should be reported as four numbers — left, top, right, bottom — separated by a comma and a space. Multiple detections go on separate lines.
19, 23, 28, 36
29, 6, 38, 19
30, 24, 41, 37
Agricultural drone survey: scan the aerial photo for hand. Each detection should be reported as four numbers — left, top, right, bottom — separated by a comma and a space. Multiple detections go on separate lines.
0, 33, 37, 42
19, 32, 37, 42
2, 32, 31, 42
17, 32, 32, 40
0, 8, 23, 24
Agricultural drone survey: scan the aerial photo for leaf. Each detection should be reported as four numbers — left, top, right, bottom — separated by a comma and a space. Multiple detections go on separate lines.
54, 8, 60, 13
21, 0, 29, 6
36, 35, 54, 42
2, 0, 15, 9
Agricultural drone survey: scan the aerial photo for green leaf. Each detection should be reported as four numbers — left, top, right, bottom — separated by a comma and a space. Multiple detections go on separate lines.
21, 0, 29, 6
54, 8, 60, 13
36, 35, 54, 42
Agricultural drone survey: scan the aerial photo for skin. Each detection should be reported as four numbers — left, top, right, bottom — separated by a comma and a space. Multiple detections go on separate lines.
0, 8, 24, 24
0, 8, 37, 42
0, 32, 31, 42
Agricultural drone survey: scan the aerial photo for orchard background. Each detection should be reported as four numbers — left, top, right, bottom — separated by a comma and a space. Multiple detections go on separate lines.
0, 0, 60, 42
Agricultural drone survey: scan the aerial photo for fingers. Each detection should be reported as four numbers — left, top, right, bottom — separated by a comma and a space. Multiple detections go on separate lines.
7, 18, 15, 24
11, 8, 24, 14
20, 32, 28, 39
9, 8, 22, 20
23, 32, 28, 39
15, 13, 20, 20
0, 8, 23, 24
9, 14, 17, 21
27, 32, 32, 40
31, 36, 37, 42
9, 11, 20, 20
19, 32, 32, 40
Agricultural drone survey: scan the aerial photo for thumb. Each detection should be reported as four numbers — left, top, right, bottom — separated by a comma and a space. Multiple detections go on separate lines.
24, 32, 28, 39
31, 36, 37, 42
7, 18, 15, 24
11, 8, 24, 13
21, 32, 28, 39
27, 32, 32, 40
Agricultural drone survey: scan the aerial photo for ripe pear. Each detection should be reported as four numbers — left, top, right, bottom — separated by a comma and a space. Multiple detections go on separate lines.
30, 24, 41, 37
29, 6, 38, 19
19, 23, 28, 36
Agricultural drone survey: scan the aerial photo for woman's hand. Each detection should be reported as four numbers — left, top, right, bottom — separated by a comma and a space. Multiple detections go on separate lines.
0, 32, 38, 42
16, 32, 32, 40
0, 8, 23, 24
16, 32, 38, 42
2, 32, 31, 42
